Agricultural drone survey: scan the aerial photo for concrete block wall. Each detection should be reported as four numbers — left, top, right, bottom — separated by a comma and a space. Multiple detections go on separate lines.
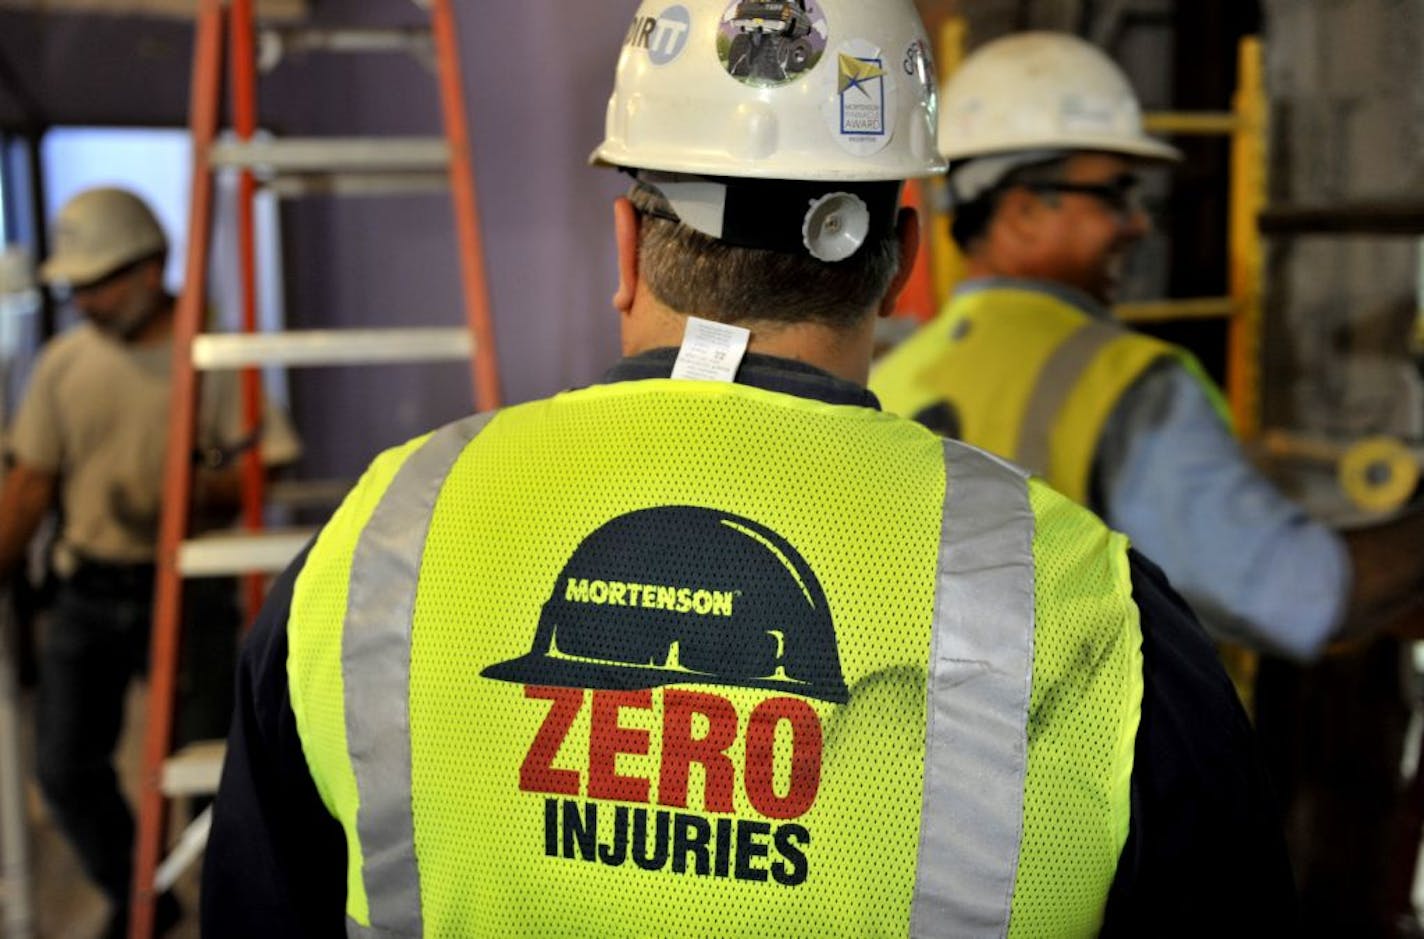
1262, 0, 1424, 439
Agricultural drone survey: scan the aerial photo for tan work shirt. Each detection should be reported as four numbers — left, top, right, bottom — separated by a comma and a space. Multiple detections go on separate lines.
8, 322, 301, 566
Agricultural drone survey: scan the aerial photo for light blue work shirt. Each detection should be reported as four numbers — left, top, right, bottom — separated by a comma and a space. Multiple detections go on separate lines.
1097, 358, 1350, 660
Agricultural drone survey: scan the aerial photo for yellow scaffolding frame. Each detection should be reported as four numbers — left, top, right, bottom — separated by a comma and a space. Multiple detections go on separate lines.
926, 17, 969, 308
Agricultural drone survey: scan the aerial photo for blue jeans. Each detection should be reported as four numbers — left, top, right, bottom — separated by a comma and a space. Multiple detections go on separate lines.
35, 567, 237, 905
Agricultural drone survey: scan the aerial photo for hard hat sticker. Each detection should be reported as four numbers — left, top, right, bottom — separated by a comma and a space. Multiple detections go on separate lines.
717, 0, 829, 88
482, 505, 848, 704
625, 5, 693, 66
822, 39, 898, 157
1059, 92, 1126, 134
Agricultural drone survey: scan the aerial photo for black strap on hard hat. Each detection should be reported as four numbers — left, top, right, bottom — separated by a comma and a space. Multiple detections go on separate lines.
630, 170, 902, 260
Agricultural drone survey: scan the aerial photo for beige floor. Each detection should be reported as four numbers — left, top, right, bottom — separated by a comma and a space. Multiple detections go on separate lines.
5, 680, 200, 939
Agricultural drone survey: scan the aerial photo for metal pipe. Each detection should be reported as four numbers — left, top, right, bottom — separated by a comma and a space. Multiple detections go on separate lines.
1258, 202, 1424, 236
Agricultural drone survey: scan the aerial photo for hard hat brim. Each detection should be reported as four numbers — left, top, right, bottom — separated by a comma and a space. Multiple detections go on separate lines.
37, 253, 118, 289
941, 134, 1182, 166
589, 145, 948, 183
482, 651, 849, 704
39, 239, 165, 289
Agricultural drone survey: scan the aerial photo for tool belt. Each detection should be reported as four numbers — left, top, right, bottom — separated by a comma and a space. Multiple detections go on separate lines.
64, 556, 157, 598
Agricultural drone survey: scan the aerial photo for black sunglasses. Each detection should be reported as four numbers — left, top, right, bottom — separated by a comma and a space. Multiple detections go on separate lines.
1022, 174, 1144, 218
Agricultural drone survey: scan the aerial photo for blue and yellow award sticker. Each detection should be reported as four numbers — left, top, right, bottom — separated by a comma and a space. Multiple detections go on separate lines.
717, 0, 829, 88
822, 38, 897, 156
624, 5, 693, 66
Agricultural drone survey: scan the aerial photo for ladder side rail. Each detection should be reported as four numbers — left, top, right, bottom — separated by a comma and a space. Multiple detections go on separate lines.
927, 17, 969, 309
430, 0, 502, 411
0, 590, 34, 939
130, 3, 227, 936
1227, 36, 1266, 440
232, 0, 268, 623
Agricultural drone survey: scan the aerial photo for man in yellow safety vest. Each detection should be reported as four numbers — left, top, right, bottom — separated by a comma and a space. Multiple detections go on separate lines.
203, 6, 1294, 937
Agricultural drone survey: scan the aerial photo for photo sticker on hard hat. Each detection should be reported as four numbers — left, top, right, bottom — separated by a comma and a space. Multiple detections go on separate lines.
718, 0, 828, 88
624, 4, 692, 66
822, 38, 898, 156
482, 506, 849, 704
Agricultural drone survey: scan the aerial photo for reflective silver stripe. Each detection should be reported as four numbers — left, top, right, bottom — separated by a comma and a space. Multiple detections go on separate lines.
1014, 319, 1122, 474
343, 412, 497, 938
911, 441, 1036, 938
347, 917, 411, 939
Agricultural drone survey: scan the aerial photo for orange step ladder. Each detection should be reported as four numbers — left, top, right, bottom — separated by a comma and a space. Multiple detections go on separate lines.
128, 1, 500, 934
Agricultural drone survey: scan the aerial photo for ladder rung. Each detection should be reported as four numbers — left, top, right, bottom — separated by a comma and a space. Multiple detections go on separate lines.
260, 26, 433, 68
1115, 296, 1236, 324
1142, 111, 1241, 136
161, 741, 226, 797
210, 137, 449, 172
191, 328, 474, 369
265, 171, 450, 199
268, 477, 353, 510
155, 807, 213, 894
177, 529, 317, 577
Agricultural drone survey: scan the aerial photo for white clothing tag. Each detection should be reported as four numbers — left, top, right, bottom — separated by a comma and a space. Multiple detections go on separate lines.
670, 316, 751, 382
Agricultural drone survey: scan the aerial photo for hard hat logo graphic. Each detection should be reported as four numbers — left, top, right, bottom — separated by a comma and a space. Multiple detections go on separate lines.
483, 506, 849, 705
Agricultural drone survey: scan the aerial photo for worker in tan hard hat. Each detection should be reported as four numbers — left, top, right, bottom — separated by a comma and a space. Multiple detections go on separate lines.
872, 32, 1424, 662
41, 187, 173, 340
204, 4, 1291, 936
0, 186, 299, 938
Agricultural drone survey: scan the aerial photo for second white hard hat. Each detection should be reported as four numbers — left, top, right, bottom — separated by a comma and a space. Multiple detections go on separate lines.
938, 31, 1180, 165
39, 187, 167, 289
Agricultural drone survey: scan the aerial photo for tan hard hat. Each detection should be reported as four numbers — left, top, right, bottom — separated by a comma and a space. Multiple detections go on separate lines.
39, 187, 168, 288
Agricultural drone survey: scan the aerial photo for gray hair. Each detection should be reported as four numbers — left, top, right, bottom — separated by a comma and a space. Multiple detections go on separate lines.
628, 182, 901, 330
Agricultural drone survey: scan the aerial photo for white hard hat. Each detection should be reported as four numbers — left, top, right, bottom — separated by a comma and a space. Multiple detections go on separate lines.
39, 187, 168, 288
593, 0, 945, 182
938, 31, 1180, 165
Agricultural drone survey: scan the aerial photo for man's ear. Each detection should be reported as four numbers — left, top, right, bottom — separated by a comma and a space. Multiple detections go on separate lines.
995, 187, 1042, 244
141, 257, 166, 291
877, 206, 921, 318
612, 197, 639, 316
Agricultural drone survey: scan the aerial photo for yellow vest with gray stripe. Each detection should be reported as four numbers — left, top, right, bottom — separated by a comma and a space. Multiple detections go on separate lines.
871, 286, 1228, 505
285, 377, 1144, 938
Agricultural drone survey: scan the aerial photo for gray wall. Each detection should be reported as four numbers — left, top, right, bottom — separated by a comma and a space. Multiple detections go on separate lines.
1262, 0, 1424, 439
258, 2, 629, 478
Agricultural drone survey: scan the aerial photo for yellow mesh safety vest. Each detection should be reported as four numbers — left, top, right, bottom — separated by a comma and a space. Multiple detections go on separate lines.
286, 379, 1144, 938
871, 286, 1228, 505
